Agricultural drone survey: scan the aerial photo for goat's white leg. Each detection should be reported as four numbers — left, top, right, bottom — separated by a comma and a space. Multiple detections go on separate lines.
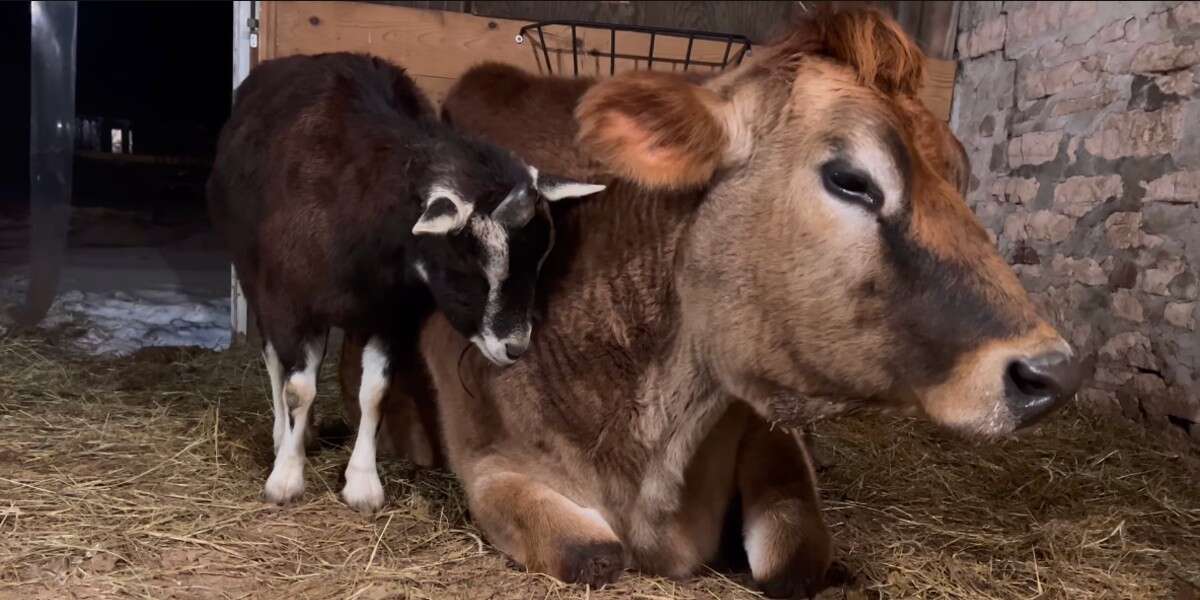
263, 343, 286, 454
341, 337, 388, 513
264, 338, 325, 504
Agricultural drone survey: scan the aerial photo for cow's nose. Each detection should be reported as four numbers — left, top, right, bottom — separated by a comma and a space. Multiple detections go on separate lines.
504, 341, 528, 361
1004, 351, 1083, 428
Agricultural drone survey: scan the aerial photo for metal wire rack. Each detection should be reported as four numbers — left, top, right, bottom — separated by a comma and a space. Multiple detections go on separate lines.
516, 20, 753, 78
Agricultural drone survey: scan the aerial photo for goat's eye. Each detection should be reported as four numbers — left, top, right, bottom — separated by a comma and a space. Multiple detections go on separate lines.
821, 162, 883, 211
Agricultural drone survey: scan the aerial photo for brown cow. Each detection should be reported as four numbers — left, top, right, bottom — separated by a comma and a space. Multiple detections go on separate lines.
340, 9, 1084, 597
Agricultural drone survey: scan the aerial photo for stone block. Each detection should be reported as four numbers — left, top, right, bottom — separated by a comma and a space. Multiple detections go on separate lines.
1131, 40, 1200, 73
1157, 69, 1197, 96
1111, 289, 1145, 322
1021, 210, 1076, 243
959, 15, 1006, 58
1050, 255, 1108, 286
1165, 302, 1197, 330
1020, 57, 1103, 101
989, 177, 1039, 204
1008, 130, 1063, 167
1142, 170, 1200, 204
1054, 175, 1123, 217
1104, 212, 1143, 249
1083, 107, 1183, 160
1141, 258, 1186, 296
1099, 331, 1157, 371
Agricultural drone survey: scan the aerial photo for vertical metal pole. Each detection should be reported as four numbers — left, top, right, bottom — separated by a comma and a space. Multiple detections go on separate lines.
16, 1, 77, 328
570, 24, 578, 77
609, 28, 615, 76
647, 32, 655, 71
229, 0, 252, 340
537, 25, 551, 75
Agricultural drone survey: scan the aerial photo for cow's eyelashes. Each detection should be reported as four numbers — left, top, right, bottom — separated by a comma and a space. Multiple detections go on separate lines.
821, 161, 883, 211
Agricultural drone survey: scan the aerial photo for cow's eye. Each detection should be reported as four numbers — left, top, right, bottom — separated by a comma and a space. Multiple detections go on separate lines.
821, 161, 883, 211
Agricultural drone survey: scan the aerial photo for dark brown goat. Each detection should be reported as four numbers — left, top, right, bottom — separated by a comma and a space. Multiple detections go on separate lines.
207, 52, 603, 512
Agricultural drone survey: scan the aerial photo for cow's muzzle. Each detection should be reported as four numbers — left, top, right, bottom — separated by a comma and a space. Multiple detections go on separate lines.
1004, 351, 1085, 429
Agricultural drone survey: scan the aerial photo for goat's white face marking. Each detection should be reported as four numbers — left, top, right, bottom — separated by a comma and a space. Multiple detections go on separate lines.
413, 260, 429, 283
413, 183, 473, 235
469, 216, 520, 366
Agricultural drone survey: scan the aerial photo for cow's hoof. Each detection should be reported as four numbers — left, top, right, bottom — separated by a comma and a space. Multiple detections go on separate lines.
341, 467, 385, 513
758, 558, 850, 599
264, 459, 305, 505
559, 541, 624, 588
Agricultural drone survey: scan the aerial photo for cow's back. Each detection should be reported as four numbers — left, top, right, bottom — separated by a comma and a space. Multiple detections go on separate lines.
443, 63, 597, 181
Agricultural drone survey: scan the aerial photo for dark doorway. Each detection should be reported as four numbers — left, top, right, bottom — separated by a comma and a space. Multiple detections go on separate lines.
2, 2, 236, 356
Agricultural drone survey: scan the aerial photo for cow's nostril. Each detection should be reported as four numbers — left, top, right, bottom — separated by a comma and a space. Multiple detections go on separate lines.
1009, 360, 1055, 396
504, 342, 527, 360
1004, 352, 1083, 428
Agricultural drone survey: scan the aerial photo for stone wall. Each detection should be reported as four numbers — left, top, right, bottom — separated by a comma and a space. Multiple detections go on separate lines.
952, 1, 1200, 442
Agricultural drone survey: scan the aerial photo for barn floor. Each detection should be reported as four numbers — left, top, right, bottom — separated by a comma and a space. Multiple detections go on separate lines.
1, 334, 1198, 600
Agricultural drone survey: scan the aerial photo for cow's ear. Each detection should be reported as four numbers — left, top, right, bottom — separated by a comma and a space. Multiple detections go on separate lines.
413, 187, 472, 235
576, 71, 741, 190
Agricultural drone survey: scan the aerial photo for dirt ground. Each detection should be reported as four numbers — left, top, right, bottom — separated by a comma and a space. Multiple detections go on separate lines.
0, 334, 1198, 600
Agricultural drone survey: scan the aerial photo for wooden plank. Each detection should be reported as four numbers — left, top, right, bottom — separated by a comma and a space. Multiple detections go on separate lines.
262, 2, 538, 78
471, 1, 799, 43
920, 57, 955, 122
916, 1, 959, 61
258, 1, 955, 120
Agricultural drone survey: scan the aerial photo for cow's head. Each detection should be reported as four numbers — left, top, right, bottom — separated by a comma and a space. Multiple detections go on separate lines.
576, 9, 1084, 437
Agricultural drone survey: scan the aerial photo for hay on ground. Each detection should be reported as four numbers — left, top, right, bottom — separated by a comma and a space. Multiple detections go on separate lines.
0, 333, 1197, 599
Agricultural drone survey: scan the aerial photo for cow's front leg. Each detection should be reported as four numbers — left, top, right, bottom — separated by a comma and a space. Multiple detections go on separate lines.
467, 464, 625, 587
738, 418, 831, 599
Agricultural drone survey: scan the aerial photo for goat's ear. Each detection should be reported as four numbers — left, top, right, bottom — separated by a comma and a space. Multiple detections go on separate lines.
535, 173, 606, 202
492, 187, 536, 228
412, 193, 471, 236
576, 71, 737, 190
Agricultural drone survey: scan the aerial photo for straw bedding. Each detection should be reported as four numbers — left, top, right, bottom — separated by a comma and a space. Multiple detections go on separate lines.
1, 333, 1197, 599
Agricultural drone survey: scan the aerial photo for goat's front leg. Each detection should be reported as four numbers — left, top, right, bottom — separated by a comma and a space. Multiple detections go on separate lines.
738, 417, 831, 599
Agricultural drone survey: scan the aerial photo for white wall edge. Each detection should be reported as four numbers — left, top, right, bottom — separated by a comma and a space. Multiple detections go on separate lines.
229, 1, 252, 337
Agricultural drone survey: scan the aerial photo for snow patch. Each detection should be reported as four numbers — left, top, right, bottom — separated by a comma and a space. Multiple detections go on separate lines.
2, 274, 230, 356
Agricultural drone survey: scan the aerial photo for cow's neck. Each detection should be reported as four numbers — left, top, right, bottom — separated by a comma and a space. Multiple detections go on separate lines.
561, 184, 731, 510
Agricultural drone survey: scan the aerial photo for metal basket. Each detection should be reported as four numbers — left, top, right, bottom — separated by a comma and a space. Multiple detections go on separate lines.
517, 20, 752, 78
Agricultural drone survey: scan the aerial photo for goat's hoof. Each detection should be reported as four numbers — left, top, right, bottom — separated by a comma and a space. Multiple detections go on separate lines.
340, 468, 385, 513
264, 460, 305, 505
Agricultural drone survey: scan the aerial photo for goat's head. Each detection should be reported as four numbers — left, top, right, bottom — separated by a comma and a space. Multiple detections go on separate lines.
411, 140, 604, 366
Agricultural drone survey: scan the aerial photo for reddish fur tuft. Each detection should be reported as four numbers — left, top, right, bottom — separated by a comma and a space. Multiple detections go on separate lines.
774, 7, 926, 97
